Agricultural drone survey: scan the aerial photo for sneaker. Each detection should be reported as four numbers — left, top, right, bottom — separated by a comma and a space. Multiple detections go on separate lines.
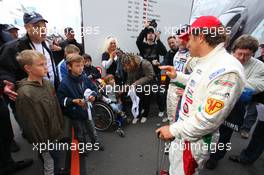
1, 158, 33, 174
158, 111, 164, 118
120, 112, 127, 119
240, 130, 249, 139
141, 109, 145, 115
229, 155, 251, 164
11, 140, 20, 153
132, 118, 139, 124
79, 151, 89, 156
162, 117, 168, 123
205, 159, 218, 170
116, 128, 125, 137
98, 144, 104, 151
140, 117, 147, 123
93, 142, 104, 151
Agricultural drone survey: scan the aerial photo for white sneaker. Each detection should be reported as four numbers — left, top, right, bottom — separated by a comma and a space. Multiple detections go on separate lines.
158, 112, 164, 118
140, 117, 147, 123
132, 118, 139, 124
162, 117, 168, 123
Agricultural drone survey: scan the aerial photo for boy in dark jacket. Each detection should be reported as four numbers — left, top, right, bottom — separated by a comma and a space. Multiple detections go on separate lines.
57, 53, 103, 152
15, 50, 64, 175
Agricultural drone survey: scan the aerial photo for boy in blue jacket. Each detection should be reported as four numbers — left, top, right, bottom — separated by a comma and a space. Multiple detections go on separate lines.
57, 53, 103, 152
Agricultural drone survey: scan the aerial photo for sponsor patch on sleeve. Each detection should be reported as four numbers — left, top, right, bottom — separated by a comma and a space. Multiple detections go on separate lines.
214, 80, 235, 88
209, 68, 226, 80
205, 98, 224, 115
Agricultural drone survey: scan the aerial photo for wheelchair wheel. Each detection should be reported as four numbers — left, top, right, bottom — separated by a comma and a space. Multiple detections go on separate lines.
93, 101, 114, 131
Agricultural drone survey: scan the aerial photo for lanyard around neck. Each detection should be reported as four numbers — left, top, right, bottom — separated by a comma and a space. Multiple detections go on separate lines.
29, 41, 45, 55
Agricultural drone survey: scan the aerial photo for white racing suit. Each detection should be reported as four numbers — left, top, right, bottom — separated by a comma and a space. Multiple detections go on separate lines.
168, 43, 245, 175
167, 49, 191, 122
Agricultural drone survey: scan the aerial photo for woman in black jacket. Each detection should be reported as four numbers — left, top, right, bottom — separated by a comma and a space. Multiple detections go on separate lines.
101, 36, 126, 85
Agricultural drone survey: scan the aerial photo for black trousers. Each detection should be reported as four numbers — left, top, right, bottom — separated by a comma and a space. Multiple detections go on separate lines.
239, 120, 264, 163
0, 96, 14, 169
71, 119, 99, 144
155, 75, 166, 112
138, 91, 152, 118
210, 101, 246, 161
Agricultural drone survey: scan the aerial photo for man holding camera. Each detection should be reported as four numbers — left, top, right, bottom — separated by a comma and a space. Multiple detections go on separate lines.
136, 20, 167, 120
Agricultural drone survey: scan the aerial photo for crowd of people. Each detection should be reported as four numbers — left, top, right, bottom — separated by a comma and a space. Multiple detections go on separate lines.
0, 11, 264, 175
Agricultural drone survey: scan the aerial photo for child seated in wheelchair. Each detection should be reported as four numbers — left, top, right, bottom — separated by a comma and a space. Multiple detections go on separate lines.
100, 74, 128, 137
103, 74, 127, 117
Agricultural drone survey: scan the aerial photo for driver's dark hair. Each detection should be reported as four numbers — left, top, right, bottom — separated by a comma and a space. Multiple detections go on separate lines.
191, 25, 227, 47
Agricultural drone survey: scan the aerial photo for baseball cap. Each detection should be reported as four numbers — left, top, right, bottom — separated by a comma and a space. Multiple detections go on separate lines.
23, 12, 48, 24
176, 24, 190, 36
179, 16, 222, 39
176, 24, 190, 41
5, 24, 19, 31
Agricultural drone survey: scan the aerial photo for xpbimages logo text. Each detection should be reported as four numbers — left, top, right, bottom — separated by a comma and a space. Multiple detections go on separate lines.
32, 140, 100, 153
32, 26, 100, 37
99, 84, 166, 96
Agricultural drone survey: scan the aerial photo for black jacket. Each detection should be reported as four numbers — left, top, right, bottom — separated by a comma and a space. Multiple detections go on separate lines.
0, 34, 59, 89
101, 52, 117, 75
53, 39, 84, 65
83, 65, 101, 80
162, 49, 178, 66
60, 39, 84, 55
136, 28, 167, 74
257, 56, 264, 63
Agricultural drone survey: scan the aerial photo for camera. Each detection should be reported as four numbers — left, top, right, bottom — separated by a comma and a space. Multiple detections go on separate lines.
115, 48, 125, 57
149, 19, 157, 28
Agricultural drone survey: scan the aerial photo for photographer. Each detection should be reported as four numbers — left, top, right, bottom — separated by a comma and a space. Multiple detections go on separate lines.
136, 20, 167, 118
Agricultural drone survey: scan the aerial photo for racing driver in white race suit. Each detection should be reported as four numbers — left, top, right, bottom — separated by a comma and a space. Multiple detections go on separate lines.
157, 16, 245, 175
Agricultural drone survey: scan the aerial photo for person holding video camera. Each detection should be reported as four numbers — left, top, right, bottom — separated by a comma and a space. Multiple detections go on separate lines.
136, 20, 167, 118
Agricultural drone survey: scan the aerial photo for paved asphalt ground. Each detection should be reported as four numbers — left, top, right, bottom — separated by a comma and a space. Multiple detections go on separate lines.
11, 104, 264, 175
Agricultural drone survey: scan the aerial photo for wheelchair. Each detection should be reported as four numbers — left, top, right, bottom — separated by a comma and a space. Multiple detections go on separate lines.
92, 79, 127, 137
93, 100, 127, 137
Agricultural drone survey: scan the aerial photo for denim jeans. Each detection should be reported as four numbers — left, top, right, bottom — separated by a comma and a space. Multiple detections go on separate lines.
110, 103, 123, 113
241, 102, 258, 132
41, 151, 54, 175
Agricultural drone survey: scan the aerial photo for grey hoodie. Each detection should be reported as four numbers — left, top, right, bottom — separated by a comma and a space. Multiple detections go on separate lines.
16, 79, 64, 144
